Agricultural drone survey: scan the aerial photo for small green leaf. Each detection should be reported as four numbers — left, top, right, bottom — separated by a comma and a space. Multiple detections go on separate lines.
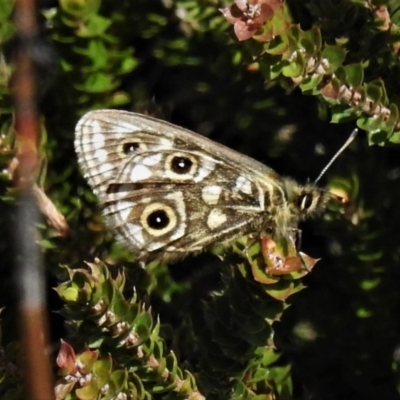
357, 250, 384, 261
360, 278, 381, 291
257, 347, 281, 366
134, 312, 153, 342
356, 308, 373, 318
265, 280, 296, 301
322, 45, 346, 73
365, 82, 384, 103
0, 21, 15, 43
344, 63, 364, 87
92, 357, 112, 381
300, 27, 322, 54
268, 364, 291, 382
75, 380, 100, 400
266, 35, 289, 55
110, 369, 128, 392
57, 286, 80, 302
77, 14, 112, 37
250, 260, 280, 285
299, 74, 324, 94
60, 0, 101, 17
331, 105, 358, 123
0, 0, 14, 21
282, 52, 304, 77
121, 56, 138, 74
389, 130, 400, 143
240, 325, 272, 347
76, 73, 118, 93
367, 129, 390, 145
259, 54, 284, 80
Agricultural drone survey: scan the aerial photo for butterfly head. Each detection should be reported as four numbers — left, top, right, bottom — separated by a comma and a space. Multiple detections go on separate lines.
283, 179, 331, 220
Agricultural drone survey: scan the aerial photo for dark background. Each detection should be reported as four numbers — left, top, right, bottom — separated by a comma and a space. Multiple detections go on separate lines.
2, 1, 400, 399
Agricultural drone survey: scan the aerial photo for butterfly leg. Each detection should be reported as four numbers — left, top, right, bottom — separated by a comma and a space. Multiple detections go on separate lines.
288, 228, 311, 272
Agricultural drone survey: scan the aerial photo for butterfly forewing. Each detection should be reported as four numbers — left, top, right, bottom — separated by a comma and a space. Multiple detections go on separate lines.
75, 112, 175, 199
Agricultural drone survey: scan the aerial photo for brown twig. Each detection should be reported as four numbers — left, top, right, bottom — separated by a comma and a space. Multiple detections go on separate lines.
33, 184, 70, 237
9, 156, 70, 237
12, 0, 54, 398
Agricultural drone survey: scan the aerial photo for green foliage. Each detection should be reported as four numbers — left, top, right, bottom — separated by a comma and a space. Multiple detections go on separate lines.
2, 0, 400, 399
55, 261, 203, 399
241, 1, 400, 144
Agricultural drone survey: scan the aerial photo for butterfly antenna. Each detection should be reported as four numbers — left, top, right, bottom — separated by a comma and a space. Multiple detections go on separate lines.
314, 128, 358, 184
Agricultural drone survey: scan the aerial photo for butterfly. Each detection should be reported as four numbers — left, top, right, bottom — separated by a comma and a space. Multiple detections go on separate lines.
75, 110, 332, 263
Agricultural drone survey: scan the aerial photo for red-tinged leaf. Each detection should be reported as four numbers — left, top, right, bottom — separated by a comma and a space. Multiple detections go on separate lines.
266, 256, 302, 275
221, 0, 283, 41
260, 237, 277, 260
234, 21, 259, 41
261, 237, 318, 276
321, 81, 340, 100
261, 237, 297, 275
220, 3, 243, 23
298, 252, 319, 270
57, 340, 77, 375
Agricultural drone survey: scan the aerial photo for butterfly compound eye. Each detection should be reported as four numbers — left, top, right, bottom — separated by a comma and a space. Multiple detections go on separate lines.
299, 193, 314, 210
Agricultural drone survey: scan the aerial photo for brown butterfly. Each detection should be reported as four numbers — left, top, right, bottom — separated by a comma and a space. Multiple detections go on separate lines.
75, 110, 352, 262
